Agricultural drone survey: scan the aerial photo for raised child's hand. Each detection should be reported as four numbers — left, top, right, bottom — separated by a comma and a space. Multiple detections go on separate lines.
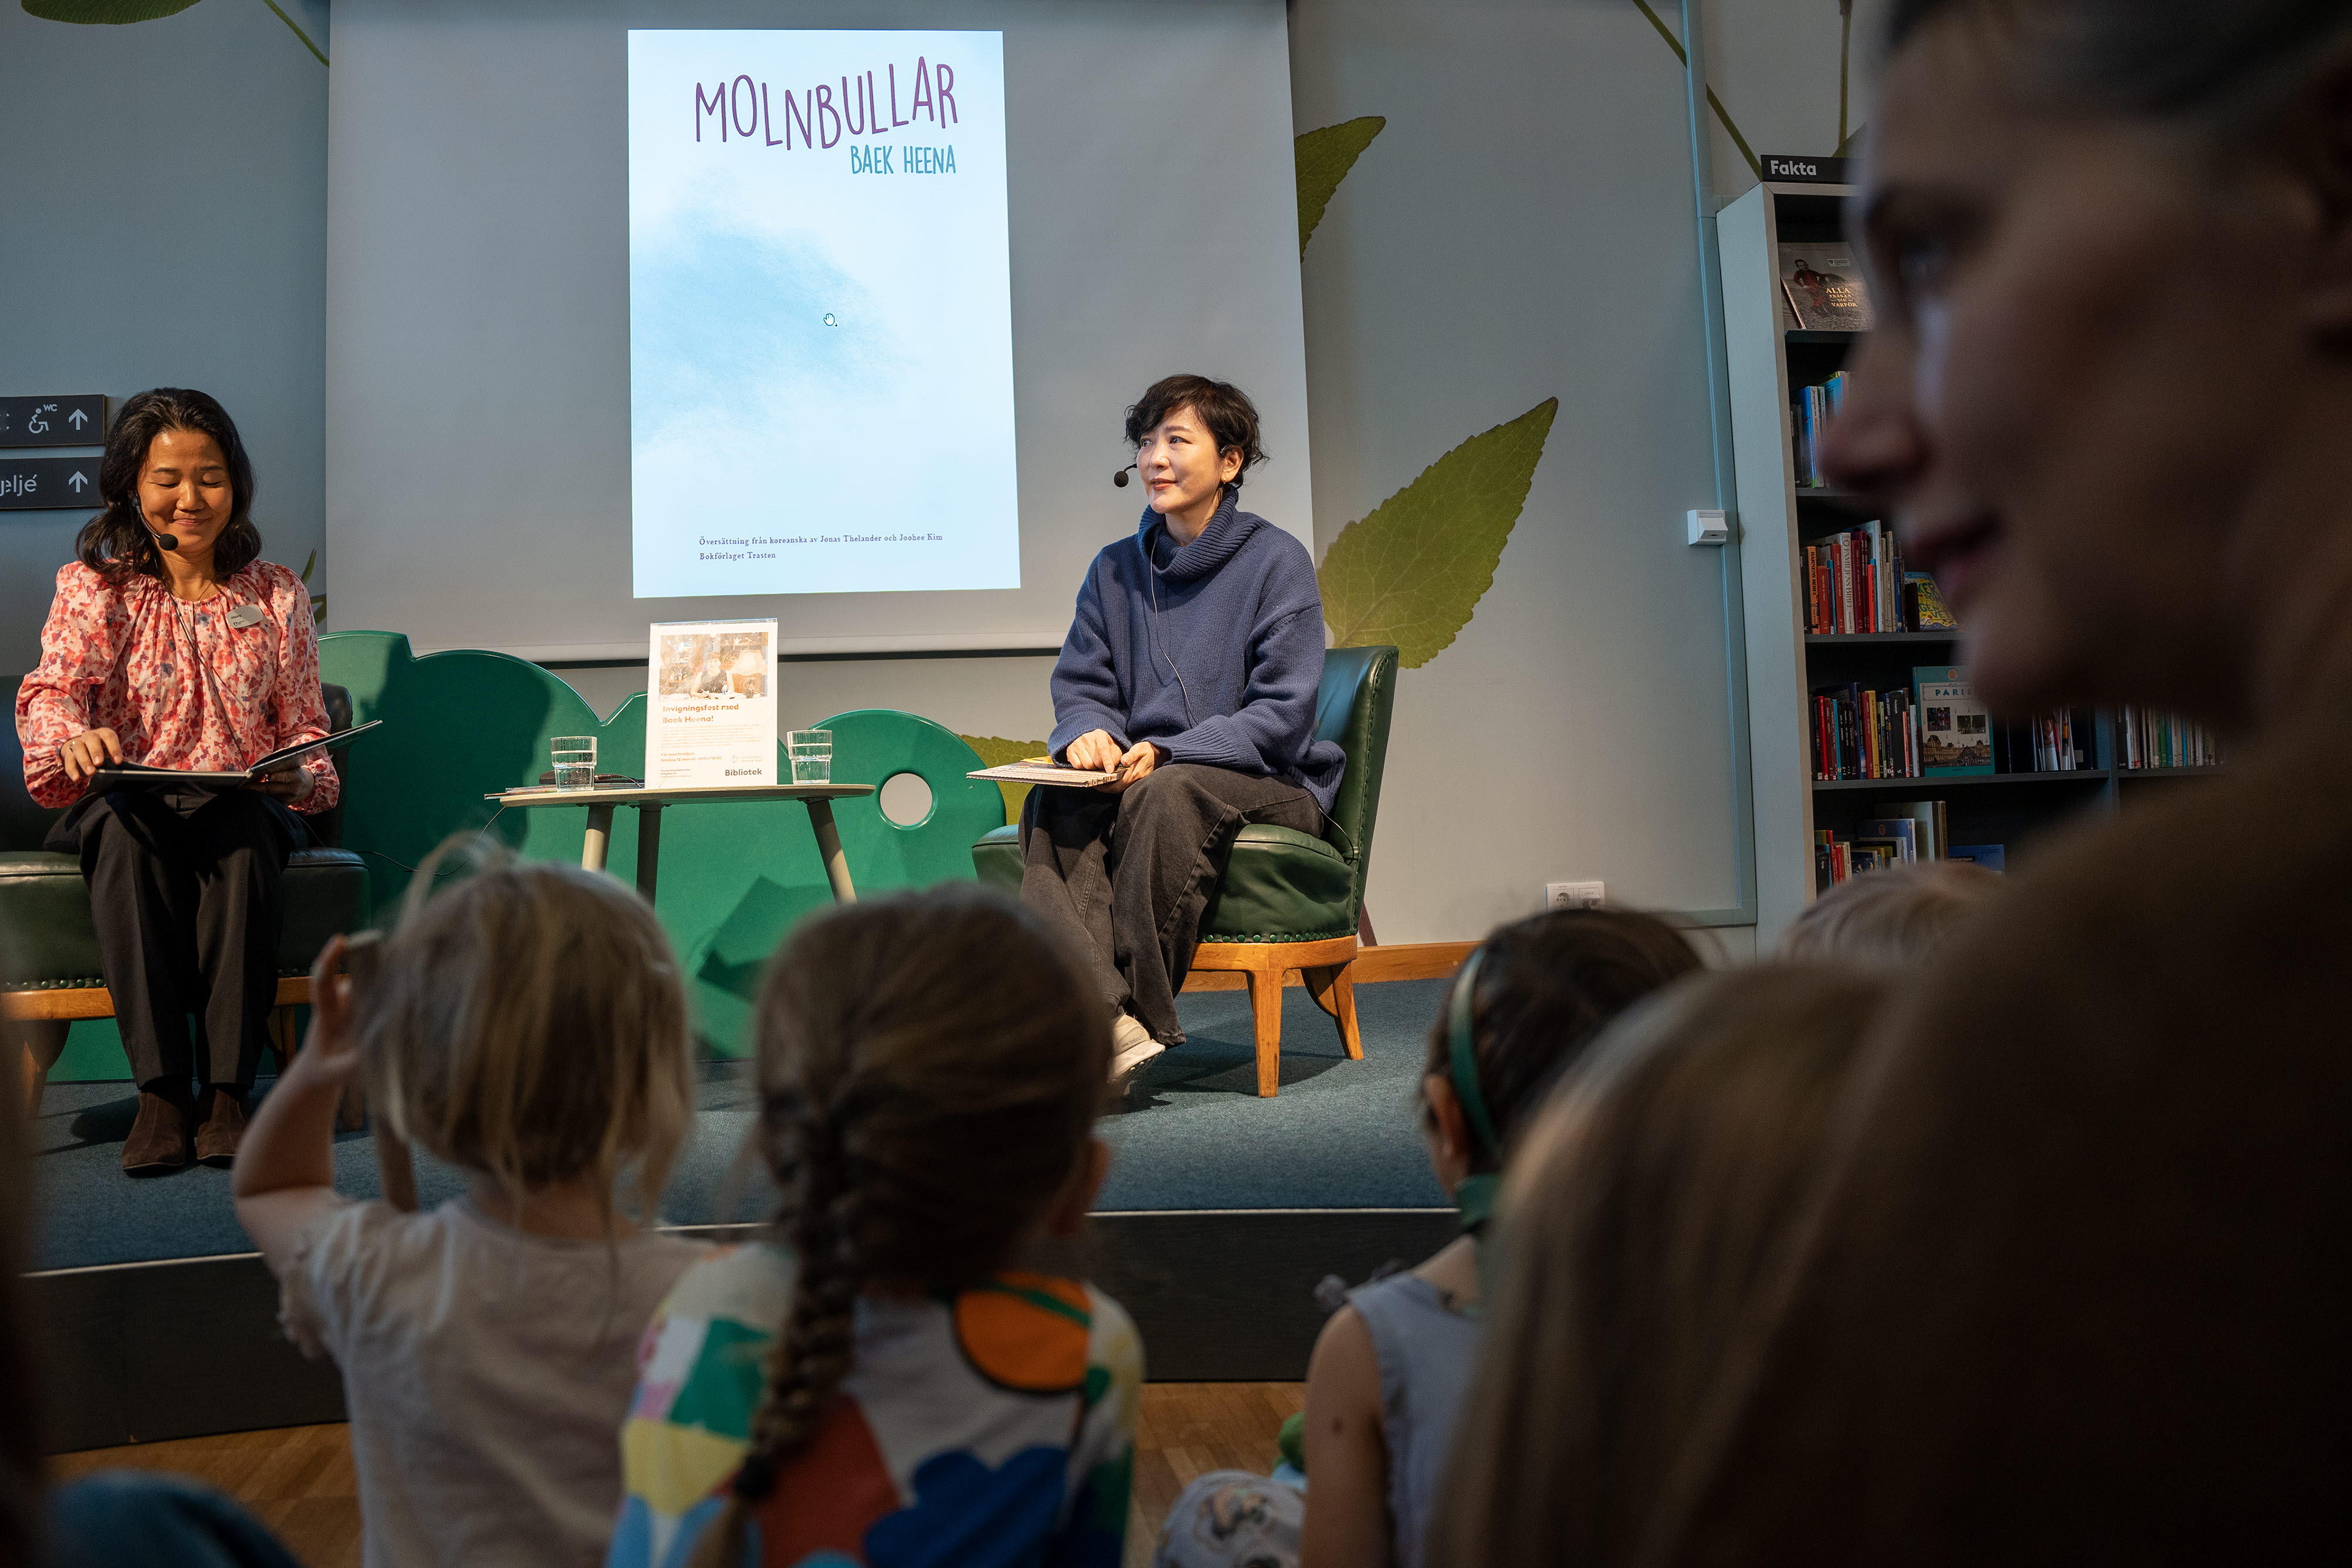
296, 934, 365, 1087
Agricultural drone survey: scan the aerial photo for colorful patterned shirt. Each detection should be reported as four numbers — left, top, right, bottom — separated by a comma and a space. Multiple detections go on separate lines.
608, 1244, 1141, 1568
14, 560, 339, 811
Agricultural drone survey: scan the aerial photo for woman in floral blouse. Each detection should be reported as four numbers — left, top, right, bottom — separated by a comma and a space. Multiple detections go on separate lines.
15, 389, 339, 1174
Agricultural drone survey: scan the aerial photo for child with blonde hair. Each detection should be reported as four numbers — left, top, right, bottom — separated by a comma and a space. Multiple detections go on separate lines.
1778, 860, 1999, 968
607, 885, 1139, 1568
233, 842, 703, 1568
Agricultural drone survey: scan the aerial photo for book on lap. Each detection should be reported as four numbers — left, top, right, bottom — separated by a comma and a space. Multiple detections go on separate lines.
87, 721, 382, 791
968, 758, 1120, 787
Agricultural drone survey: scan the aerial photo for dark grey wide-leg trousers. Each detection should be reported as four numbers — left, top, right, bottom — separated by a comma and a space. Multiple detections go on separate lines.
1019, 763, 1319, 1045
46, 788, 298, 1093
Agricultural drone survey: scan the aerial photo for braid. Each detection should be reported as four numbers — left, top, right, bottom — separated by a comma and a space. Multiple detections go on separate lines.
684, 887, 1111, 1566
687, 1086, 866, 1568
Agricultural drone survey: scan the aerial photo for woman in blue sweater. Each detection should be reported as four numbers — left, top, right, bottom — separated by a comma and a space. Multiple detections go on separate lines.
1025, 375, 1345, 1085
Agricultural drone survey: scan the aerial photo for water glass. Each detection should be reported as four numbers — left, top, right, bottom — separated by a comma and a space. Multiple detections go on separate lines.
551, 735, 597, 789
787, 728, 832, 785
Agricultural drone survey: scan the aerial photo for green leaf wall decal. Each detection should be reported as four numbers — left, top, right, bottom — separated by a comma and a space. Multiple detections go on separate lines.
23, 0, 202, 19
1318, 399, 1559, 667
1295, 116, 1385, 256
960, 733, 1049, 820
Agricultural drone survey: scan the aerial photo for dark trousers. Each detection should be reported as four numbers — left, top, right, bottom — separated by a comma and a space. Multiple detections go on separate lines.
46, 789, 299, 1094
1020, 763, 1319, 1044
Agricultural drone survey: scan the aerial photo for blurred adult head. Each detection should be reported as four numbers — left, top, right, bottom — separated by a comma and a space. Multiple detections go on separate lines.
1427, 964, 1887, 1568
1823, 1, 2352, 727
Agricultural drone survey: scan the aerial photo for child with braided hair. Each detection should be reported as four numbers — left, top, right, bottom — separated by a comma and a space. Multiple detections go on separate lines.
607, 885, 1140, 1568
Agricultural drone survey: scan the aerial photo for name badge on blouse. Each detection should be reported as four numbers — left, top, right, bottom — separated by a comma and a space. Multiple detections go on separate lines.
226, 605, 265, 630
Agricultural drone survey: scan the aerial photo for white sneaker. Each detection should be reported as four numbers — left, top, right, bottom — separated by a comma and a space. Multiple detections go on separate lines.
1110, 1011, 1165, 1085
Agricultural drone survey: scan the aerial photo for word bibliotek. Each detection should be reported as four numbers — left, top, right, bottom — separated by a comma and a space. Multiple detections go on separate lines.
695, 56, 960, 150
0, 456, 100, 510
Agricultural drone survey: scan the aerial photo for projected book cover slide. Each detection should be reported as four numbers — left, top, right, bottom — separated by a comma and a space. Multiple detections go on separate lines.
629, 31, 1017, 599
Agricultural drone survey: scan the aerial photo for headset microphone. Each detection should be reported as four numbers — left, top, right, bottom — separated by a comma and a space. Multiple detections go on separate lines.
1112, 464, 1136, 488
155, 533, 178, 551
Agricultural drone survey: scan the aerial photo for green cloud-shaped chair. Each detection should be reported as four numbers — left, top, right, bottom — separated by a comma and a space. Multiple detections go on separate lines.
968, 645, 1398, 1095
313, 633, 1003, 1056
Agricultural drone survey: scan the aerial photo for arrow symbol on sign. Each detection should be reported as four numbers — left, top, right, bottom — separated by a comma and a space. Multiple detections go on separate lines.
67, 409, 88, 430
67, 472, 88, 493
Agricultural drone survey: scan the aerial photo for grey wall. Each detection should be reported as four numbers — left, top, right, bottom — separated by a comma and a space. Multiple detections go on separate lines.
325, 0, 1312, 661
1291, 0, 1739, 941
0, 1, 330, 677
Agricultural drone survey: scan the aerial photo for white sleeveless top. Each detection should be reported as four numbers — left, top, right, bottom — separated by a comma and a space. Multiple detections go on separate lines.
1348, 1271, 1484, 1568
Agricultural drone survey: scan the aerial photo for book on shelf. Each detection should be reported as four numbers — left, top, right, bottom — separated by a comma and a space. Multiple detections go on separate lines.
1913, 666, 1993, 775
2027, 710, 2089, 772
1882, 799, 1947, 860
1792, 372, 1849, 488
1810, 680, 1921, 781
1812, 827, 1905, 888
1856, 817, 1920, 861
1812, 803, 1953, 892
1904, 571, 1957, 630
1947, 844, 2006, 872
1779, 243, 1873, 330
1803, 518, 1913, 634
2117, 707, 2223, 770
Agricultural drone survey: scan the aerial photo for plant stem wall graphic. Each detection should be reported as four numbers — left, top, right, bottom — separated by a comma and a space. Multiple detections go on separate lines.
22, 0, 327, 63
1295, 116, 1386, 256
1629, 0, 1761, 178
1318, 400, 1559, 667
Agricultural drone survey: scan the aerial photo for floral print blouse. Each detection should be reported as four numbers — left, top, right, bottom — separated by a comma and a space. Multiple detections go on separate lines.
15, 561, 340, 812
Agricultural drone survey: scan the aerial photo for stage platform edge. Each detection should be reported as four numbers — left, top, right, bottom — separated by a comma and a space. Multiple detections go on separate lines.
31, 1206, 1456, 1452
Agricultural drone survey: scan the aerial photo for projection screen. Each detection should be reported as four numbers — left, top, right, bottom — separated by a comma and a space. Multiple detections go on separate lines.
326, 0, 1310, 660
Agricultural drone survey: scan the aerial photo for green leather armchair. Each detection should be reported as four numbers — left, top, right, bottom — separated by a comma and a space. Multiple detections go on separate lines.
1, 680, 372, 1111
971, 645, 1399, 1096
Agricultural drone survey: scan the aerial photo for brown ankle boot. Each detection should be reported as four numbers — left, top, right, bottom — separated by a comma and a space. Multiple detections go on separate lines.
122, 1085, 195, 1174
194, 1086, 249, 1169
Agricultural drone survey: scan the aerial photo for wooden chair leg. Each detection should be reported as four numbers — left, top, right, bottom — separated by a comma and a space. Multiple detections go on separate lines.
1304, 964, 1365, 1061
16, 1021, 68, 1117
268, 1006, 301, 1077
1245, 961, 1286, 1098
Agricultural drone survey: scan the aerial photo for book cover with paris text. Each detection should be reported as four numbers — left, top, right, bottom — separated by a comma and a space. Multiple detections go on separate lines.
1915, 666, 1993, 775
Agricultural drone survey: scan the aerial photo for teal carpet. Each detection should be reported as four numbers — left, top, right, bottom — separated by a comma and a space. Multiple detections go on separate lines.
28, 980, 1451, 1272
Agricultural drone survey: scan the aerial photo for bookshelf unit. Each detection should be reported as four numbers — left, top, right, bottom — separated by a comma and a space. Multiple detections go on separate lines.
1718, 182, 2224, 945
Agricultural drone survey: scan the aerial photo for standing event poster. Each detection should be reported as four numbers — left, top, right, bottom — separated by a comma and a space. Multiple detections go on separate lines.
647, 619, 779, 787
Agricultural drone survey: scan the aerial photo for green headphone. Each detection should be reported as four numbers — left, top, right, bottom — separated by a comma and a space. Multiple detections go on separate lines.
1446, 944, 1502, 1239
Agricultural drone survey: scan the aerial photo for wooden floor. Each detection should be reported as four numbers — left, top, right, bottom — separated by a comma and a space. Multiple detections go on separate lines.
48, 1382, 1307, 1568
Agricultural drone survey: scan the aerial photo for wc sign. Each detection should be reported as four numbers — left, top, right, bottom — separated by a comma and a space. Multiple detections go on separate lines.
0, 457, 101, 511
0, 394, 106, 449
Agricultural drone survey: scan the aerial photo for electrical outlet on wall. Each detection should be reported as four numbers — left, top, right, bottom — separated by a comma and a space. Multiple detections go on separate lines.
1545, 881, 1605, 910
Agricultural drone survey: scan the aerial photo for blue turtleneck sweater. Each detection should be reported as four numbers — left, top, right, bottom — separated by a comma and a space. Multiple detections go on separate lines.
1048, 490, 1346, 812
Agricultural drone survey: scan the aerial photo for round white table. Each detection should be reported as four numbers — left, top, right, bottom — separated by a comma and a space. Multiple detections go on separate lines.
486, 782, 878, 903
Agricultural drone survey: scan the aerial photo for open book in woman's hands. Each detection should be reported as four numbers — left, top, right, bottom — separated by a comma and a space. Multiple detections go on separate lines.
967, 756, 1120, 787
86, 721, 383, 790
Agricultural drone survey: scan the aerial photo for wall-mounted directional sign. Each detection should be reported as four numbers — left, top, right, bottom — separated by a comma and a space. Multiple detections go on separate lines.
0, 457, 102, 511
0, 395, 106, 449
